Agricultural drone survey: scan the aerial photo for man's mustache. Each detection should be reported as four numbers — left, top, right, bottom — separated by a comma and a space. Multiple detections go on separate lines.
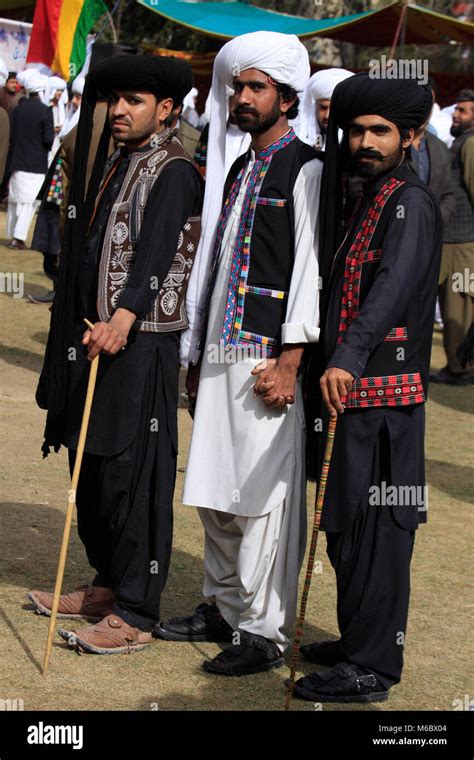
353, 150, 384, 161
234, 107, 259, 117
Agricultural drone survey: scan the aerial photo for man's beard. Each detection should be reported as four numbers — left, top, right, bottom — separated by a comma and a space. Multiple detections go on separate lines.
109, 116, 157, 146
234, 96, 281, 135
450, 121, 472, 138
317, 119, 328, 135
350, 142, 404, 180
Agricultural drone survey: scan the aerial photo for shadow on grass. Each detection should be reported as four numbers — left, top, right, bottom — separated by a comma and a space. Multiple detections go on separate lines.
426, 459, 474, 504
427, 382, 473, 415
0, 342, 44, 373
0, 605, 42, 674
31, 331, 49, 346
1, 500, 382, 711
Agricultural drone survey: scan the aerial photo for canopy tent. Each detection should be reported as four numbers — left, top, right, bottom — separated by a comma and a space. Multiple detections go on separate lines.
137, 0, 474, 46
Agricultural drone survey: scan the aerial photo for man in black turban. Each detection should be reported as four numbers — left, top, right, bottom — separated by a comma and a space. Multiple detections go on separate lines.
29, 54, 203, 655
297, 74, 442, 702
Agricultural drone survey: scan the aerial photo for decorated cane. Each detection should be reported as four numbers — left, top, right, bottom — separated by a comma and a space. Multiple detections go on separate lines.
285, 413, 338, 709
42, 318, 99, 675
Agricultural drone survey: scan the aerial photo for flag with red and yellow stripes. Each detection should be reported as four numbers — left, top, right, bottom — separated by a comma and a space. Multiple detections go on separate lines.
27, 0, 107, 80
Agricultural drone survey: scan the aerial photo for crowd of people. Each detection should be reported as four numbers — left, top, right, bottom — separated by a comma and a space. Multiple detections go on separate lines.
0, 32, 472, 704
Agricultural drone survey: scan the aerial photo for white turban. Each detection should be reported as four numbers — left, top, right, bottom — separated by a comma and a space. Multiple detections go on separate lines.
298, 68, 354, 148
17, 69, 49, 103
181, 31, 310, 366
182, 86, 198, 112
71, 74, 85, 96
0, 58, 8, 88
59, 76, 86, 139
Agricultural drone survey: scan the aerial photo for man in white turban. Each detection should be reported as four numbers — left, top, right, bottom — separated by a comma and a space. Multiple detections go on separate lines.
5, 69, 54, 248
194, 88, 251, 179
59, 75, 85, 140
156, 32, 322, 677
46, 75, 68, 160
298, 67, 354, 150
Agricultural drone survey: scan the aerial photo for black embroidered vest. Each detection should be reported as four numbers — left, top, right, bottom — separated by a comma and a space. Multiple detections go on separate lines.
97, 129, 201, 332
323, 165, 442, 409
212, 133, 319, 357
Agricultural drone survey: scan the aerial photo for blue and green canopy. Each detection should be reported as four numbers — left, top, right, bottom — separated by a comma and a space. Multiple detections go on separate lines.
137, 0, 473, 46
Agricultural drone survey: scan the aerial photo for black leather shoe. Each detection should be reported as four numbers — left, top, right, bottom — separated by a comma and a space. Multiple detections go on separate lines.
292, 662, 388, 703
28, 290, 55, 304
153, 603, 233, 642
203, 631, 284, 676
300, 640, 344, 666
429, 367, 473, 386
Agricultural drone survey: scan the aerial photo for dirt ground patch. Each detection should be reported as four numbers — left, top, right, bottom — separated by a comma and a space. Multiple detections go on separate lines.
0, 208, 472, 712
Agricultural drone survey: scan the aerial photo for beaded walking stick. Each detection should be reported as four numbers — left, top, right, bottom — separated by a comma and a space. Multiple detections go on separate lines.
285, 414, 338, 710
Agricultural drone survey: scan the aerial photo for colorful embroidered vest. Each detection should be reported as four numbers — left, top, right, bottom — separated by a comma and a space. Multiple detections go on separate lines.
325, 166, 442, 409
205, 130, 318, 357
97, 129, 201, 333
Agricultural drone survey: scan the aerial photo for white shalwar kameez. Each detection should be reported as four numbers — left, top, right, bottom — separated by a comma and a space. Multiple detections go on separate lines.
6, 171, 45, 242
182, 145, 321, 649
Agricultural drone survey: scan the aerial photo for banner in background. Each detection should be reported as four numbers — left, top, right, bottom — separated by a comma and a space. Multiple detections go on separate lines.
0, 17, 31, 71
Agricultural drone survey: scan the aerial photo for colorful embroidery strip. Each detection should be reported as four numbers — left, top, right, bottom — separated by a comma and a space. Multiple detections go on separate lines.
384, 326, 408, 341
236, 331, 279, 358
345, 372, 425, 409
221, 128, 297, 349
244, 285, 288, 299
337, 180, 404, 345
256, 197, 287, 207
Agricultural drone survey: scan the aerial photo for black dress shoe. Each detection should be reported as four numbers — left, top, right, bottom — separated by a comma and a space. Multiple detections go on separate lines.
300, 640, 344, 666
203, 631, 284, 677
28, 290, 55, 304
429, 366, 472, 386
292, 662, 388, 703
153, 602, 233, 642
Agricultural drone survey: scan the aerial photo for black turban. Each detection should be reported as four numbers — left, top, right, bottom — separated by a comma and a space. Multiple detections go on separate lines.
36, 54, 194, 451
330, 72, 433, 132
318, 73, 433, 291
89, 53, 193, 108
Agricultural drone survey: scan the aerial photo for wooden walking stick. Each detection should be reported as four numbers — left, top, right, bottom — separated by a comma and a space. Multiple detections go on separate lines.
42, 318, 99, 675
285, 414, 338, 709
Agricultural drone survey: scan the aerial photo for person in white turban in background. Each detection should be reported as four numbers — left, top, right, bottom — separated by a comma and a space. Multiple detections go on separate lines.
298, 67, 354, 151
5, 69, 54, 249
155, 31, 322, 677
28, 76, 87, 305
181, 85, 200, 128
194, 87, 251, 179
59, 75, 85, 140
47, 75, 68, 161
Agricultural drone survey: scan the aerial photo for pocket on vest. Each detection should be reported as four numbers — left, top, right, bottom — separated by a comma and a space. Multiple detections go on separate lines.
241, 290, 288, 343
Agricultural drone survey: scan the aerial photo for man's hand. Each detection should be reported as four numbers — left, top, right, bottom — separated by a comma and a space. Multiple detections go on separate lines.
320, 367, 355, 417
252, 345, 304, 411
186, 362, 201, 401
82, 308, 136, 360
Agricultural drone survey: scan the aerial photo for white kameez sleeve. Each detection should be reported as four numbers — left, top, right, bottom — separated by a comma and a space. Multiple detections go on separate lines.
281, 157, 322, 345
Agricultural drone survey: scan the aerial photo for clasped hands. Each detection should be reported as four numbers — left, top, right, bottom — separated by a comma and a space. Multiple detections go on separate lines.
252, 356, 298, 411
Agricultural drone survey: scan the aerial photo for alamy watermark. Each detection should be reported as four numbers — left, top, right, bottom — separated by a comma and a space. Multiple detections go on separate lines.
369, 481, 428, 511
369, 55, 428, 86
0, 271, 24, 299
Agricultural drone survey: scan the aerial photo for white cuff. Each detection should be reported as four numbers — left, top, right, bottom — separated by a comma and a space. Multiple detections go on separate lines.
281, 322, 320, 345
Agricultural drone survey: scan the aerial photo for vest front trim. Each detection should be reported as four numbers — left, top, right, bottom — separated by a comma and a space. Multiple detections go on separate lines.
346, 371, 425, 409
